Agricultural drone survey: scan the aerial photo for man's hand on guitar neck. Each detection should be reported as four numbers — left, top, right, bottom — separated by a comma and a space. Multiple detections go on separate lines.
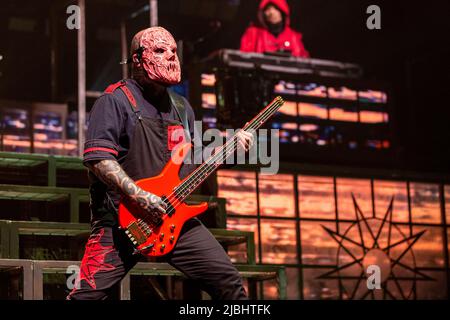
214, 129, 255, 153
236, 129, 255, 152
211, 129, 255, 167
86, 160, 167, 223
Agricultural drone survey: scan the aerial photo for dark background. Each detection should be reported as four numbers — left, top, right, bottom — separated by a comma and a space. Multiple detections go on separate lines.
0, 0, 449, 172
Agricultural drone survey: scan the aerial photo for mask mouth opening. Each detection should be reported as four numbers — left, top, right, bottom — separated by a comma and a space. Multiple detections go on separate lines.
167, 62, 178, 72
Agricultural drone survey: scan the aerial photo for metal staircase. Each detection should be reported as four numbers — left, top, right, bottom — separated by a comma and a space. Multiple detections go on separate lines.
0, 151, 286, 300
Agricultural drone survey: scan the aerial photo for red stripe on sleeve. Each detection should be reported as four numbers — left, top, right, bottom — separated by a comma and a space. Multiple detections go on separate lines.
83, 147, 119, 156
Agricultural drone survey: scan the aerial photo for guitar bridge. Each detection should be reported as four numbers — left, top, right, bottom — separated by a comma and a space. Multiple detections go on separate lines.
125, 220, 150, 246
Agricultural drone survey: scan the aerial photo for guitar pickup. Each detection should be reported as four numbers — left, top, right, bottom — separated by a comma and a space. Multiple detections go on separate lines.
161, 196, 176, 217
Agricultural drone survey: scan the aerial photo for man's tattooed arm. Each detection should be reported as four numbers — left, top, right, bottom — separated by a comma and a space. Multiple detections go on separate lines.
87, 160, 167, 221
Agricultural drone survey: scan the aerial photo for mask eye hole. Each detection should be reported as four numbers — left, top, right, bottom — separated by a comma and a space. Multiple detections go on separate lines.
154, 48, 165, 54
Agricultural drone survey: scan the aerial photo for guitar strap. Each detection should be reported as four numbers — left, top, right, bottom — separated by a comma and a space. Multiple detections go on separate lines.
106, 81, 191, 143
168, 89, 191, 142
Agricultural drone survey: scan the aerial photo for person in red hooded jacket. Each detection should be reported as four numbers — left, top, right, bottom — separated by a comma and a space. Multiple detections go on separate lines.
240, 0, 310, 58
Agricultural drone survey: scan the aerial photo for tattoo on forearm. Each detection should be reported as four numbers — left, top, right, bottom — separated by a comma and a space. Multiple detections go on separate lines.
89, 160, 163, 221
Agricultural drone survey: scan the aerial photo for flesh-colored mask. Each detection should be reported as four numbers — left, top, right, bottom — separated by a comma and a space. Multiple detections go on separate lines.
139, 27, 181, 85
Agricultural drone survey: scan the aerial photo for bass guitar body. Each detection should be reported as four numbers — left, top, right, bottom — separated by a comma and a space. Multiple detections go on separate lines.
118, 143, 208, 257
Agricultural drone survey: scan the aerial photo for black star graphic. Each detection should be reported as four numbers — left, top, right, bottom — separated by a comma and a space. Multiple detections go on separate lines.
318, 194, 433, 300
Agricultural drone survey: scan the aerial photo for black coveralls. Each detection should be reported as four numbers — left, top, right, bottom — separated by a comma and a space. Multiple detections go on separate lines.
67, 79, 246, 300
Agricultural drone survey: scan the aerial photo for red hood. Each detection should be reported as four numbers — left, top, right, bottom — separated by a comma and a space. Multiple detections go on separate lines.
257, 0, 291, 28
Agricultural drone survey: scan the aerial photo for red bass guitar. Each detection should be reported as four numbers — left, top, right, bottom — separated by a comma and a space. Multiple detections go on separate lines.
118, 96, 285, 257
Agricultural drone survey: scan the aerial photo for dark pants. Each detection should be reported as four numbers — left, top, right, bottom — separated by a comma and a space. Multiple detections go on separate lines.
67, 218, 247, 300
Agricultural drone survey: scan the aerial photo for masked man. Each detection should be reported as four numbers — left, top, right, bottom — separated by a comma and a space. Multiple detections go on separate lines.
240, 0, 309, 58
67, 27, 253, 300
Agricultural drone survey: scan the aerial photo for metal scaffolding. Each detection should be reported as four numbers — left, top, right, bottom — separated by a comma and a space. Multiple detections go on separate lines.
77, 0, 85, 157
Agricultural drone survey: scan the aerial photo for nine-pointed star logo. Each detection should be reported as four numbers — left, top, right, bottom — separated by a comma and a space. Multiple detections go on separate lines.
77, 229, 116, 289
318, 194, 433, 300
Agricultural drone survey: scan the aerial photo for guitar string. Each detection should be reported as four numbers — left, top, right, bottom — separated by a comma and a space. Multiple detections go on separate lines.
162, 98, 283, 210
162, 98, 283, 212
137, 98, 282, 230
160, 98, 284, 214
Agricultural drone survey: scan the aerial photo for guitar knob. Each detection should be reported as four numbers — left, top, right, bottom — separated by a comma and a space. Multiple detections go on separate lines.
160, 244, 166, 252
159, 233, 164, 241
170, 224, 175, 232
170, 236, 175, 243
